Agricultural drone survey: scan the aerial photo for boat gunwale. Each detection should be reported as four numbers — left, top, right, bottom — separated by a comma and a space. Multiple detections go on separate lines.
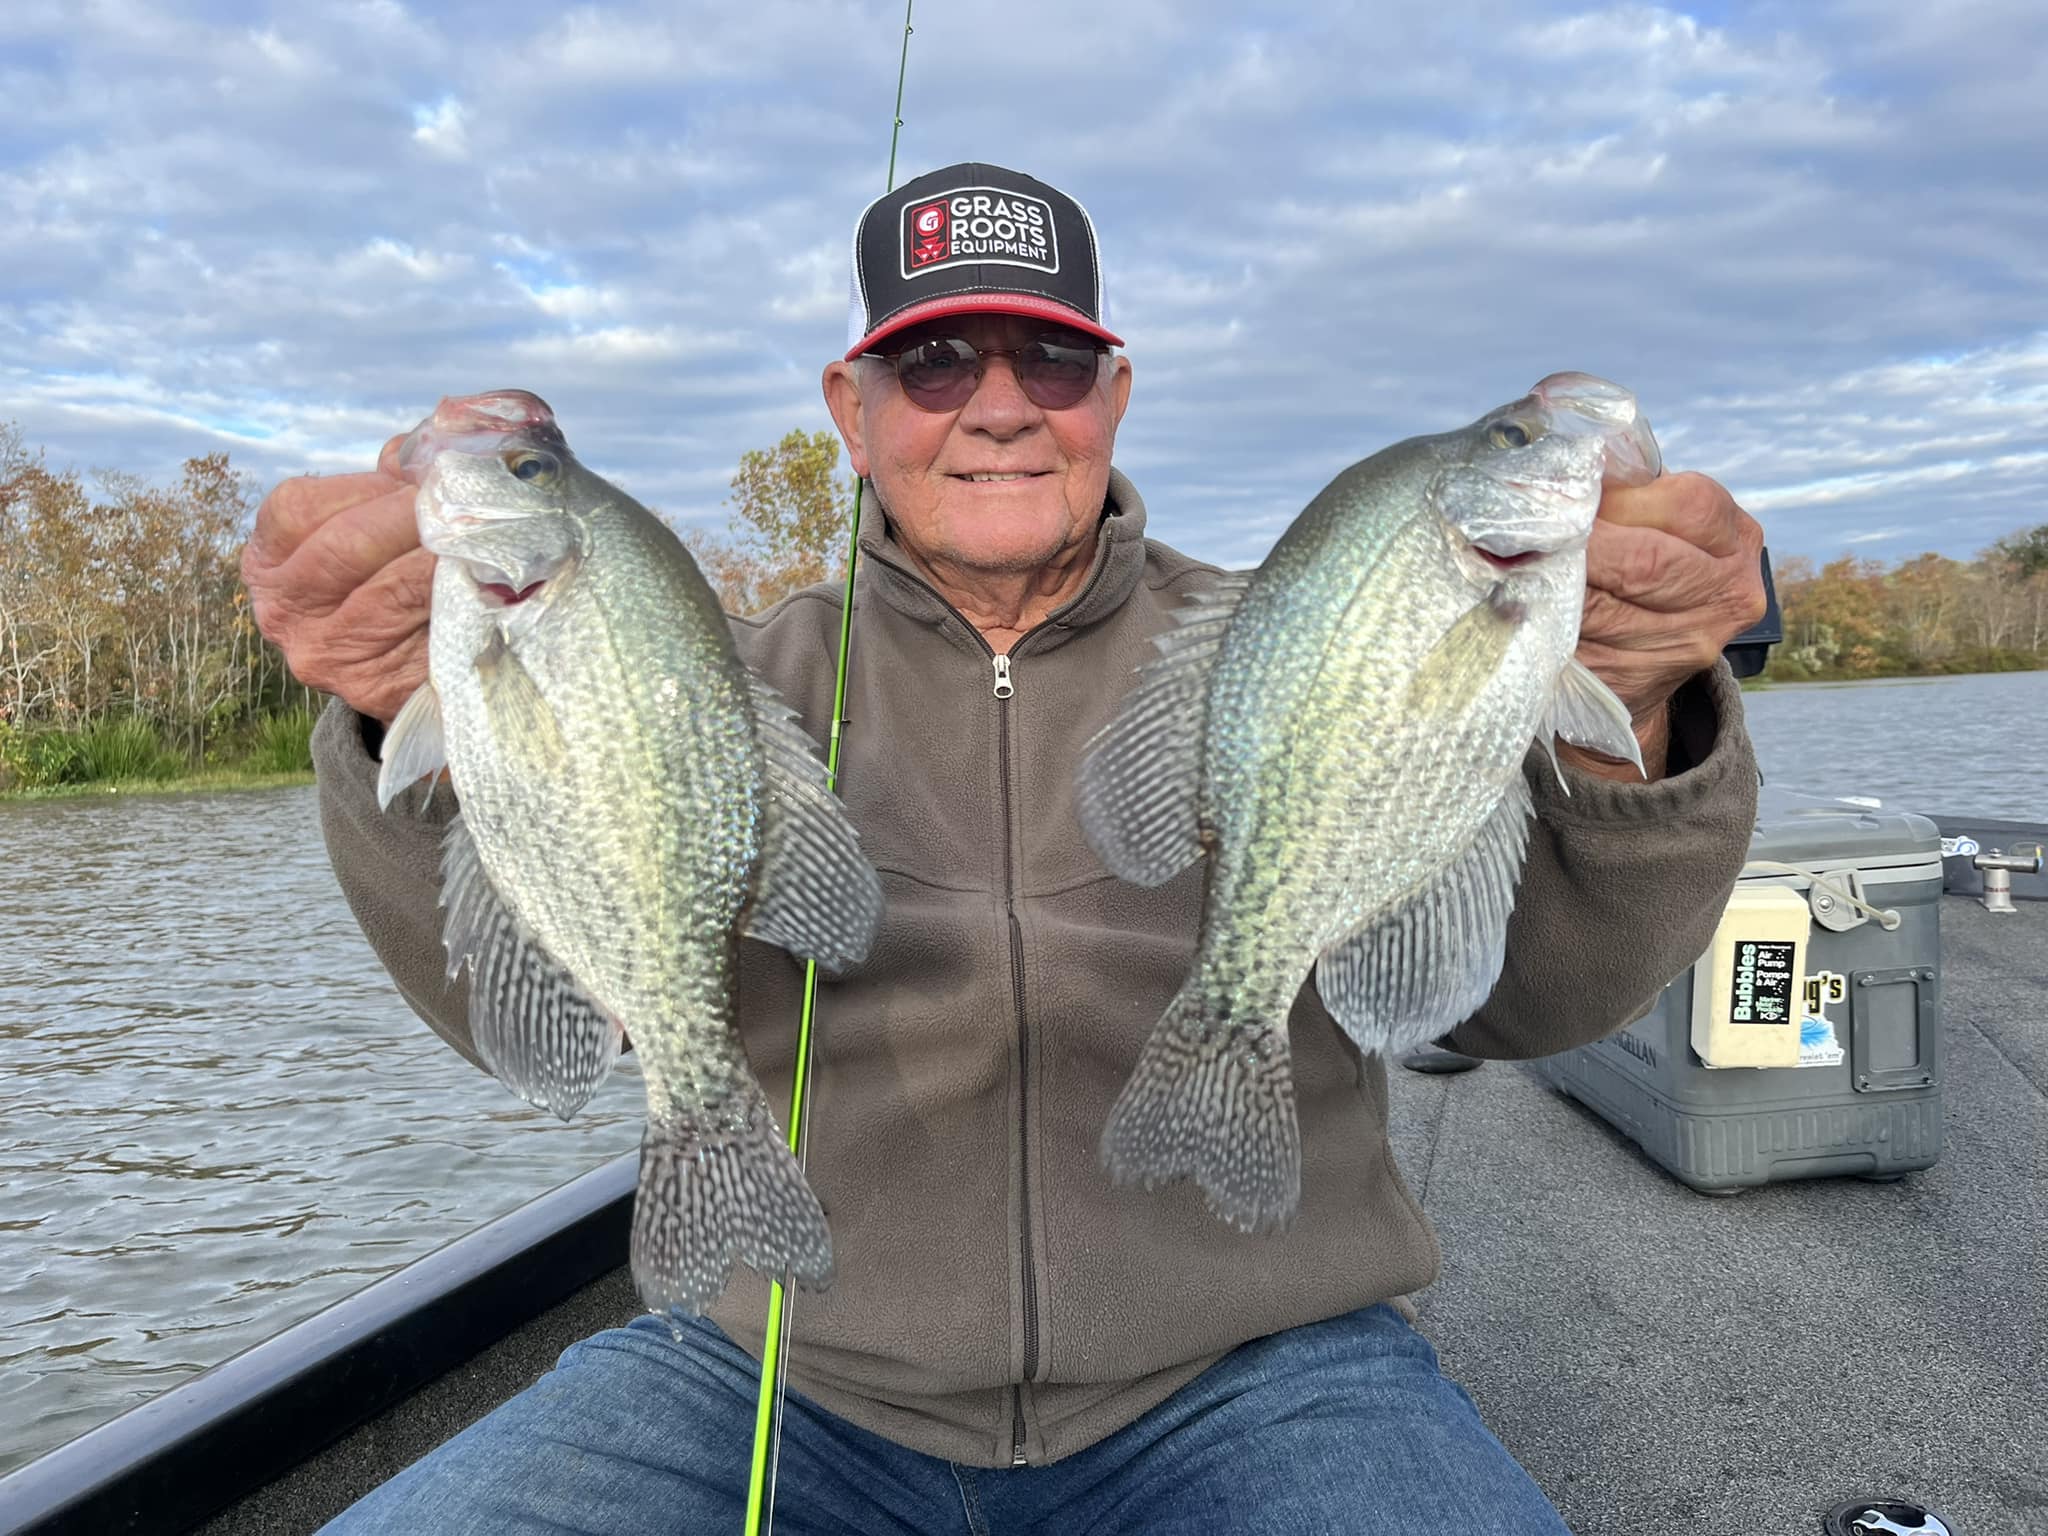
0, 1153, 637, 1536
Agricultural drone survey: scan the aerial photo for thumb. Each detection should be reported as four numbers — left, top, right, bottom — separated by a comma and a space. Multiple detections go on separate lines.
377, 431, 409, 480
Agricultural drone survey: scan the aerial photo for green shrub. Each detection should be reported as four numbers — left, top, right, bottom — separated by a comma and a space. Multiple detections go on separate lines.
73, 718, 185, 783
0, 719, 180, 788
19, 728, 88, 787
243, 706, 318, 774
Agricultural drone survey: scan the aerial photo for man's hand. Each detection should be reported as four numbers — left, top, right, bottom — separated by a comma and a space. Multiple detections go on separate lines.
242, 435, 432, 727
1563, 470, 1767, 782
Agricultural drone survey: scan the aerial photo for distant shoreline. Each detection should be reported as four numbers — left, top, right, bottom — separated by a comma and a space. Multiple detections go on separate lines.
1741, 663, 2047, 690
0, 769, 316, 803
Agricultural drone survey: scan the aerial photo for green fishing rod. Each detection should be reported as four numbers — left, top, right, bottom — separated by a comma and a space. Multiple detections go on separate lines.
742, 6, 915, 1533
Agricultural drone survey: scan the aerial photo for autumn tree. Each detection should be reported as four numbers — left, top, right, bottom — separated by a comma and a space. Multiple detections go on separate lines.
685, 429, 854, 614
1989, 524, 2048, 579
0, 424, 283, 762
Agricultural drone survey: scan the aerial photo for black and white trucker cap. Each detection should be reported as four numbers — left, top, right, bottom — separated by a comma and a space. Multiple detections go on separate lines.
843, 162, 1123, 362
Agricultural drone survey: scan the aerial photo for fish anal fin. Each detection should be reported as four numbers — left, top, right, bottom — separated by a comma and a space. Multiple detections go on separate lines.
439, 814, 622, 1119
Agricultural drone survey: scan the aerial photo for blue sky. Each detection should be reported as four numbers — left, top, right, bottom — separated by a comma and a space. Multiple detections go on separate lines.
3, 0, 2043, 569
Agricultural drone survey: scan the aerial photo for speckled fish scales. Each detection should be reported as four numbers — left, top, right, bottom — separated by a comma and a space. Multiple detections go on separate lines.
1078, 373, 1661, 1232
376, 389, 882, 1316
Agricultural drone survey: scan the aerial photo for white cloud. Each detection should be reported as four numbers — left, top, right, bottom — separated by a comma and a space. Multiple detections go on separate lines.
0, 0, 2043, 570
411, 96, 466, 158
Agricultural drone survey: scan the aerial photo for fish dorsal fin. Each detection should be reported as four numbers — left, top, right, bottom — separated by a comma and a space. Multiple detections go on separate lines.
1315, 773, 1534, 1056
439, 813, 623, 1120
739, 678, 884, 974
1539, 657, 1644, 791
1077, 574, 1251, 887
377, 679, 447, 810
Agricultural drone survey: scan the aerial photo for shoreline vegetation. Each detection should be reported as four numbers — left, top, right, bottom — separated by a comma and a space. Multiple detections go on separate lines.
0, 708, 319, 801
6, 422, 2044, 794
0, 424, 853, 802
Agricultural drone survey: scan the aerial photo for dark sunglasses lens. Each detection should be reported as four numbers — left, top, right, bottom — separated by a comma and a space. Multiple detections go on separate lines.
891, 337, 1101, 411
894, 338, 981, 411
1015, 342, 1099, 409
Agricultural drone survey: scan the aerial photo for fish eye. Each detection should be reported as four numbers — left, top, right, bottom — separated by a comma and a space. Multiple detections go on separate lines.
1489, 420, 1536, 450
506, 450, 560, 484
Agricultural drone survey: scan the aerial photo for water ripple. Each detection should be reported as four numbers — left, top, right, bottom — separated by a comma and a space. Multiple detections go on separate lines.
0, 784, 641, 1477
1742, 671, 2046, 821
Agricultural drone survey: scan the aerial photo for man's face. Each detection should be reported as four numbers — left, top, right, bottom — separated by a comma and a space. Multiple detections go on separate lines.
822, 313, 1134, 579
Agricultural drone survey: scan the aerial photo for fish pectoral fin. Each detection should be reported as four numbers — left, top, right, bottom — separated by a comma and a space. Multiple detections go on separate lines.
440, 813, 623, 1120
739, 679, 883, 973
1076, 574, 1250, 887
1539, 658, 1645, 790
475, 632, 567, 772
1404, 595, 1523, 717
377, 679, 447, 810
1316, 775, 1534, 1055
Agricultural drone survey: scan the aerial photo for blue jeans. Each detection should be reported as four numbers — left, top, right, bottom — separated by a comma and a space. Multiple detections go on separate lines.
320, 1304, 1569, 1534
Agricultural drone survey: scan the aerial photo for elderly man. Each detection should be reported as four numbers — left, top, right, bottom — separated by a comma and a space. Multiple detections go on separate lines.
245, 162, 1764, 1534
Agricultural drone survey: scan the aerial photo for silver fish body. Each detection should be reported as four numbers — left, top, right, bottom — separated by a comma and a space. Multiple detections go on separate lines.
377, 390, 881, 1315
1079, 373, 1659, 1232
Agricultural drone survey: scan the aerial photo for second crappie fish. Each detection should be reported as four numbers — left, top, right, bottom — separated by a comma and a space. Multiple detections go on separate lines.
1079, 372, 1660, 1232
376, 389, 882, 1315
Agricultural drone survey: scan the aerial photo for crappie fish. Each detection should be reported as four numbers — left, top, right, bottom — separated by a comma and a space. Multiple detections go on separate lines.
375, 389, 881, 1314
1079, 372, 1660, 1232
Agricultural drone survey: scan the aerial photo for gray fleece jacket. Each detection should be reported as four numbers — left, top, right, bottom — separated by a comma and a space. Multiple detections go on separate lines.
310, 466, 1759, 1468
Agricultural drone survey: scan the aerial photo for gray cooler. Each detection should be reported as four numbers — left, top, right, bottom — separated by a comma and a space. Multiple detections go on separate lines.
1533, 788, 1945, 1192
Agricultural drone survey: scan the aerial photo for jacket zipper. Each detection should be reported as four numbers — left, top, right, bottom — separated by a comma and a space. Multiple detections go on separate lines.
993, 649, 1035, 1467
860, 542, 1101, 1469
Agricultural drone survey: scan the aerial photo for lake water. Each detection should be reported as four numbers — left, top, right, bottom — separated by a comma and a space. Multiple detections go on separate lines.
0, 670, 2040, 1479
1739, 670, 2045, 822
0, 785, 643, 1477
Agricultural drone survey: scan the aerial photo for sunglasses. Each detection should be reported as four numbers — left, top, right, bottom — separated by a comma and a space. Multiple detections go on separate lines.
865, 333, 1107, 413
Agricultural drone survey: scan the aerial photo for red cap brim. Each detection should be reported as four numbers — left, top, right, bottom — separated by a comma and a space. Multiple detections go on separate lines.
845, 292, 1123, 362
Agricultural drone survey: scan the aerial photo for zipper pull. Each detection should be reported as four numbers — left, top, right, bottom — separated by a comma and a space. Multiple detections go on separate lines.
991, 654, 1015, 699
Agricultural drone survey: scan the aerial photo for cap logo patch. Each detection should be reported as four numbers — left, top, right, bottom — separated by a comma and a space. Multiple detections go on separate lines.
900, 186, 1059, 280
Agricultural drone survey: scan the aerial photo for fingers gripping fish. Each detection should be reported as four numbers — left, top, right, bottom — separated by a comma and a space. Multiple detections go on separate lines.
375, 390, 882, 1316
1078, 373, 1661, 1232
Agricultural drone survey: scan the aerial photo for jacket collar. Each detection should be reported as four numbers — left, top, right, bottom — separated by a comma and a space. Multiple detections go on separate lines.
853, 468, 1151, 655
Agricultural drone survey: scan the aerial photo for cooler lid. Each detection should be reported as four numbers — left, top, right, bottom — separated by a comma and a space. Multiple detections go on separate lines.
1747, 785, 1942, 869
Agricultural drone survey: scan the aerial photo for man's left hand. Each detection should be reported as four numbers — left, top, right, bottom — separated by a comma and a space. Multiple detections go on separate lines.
1563, 471, 1767, 782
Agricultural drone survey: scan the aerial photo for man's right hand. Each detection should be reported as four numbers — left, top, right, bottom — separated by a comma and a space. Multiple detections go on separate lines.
242, 434, 433, 727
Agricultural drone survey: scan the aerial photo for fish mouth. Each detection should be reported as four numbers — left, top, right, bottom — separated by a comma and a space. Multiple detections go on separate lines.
478, 579, 549, 607
1467, 537, 1550, 573
1474, 549, 1543, 573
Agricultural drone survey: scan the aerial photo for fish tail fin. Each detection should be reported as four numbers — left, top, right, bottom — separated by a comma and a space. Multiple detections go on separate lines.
630, 1089, 833, 1317
1101, 982, 1301, 1233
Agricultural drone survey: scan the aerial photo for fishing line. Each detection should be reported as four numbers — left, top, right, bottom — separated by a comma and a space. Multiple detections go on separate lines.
742, 7, 916, 1532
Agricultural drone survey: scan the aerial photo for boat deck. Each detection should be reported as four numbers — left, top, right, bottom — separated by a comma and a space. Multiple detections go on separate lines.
195, 892, 2046, 1534
1397, 892, 2046, 1533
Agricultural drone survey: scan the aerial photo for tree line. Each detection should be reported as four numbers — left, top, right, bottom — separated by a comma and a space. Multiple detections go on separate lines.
0, 424, 314, 788
0, 424, 851, 790
1767, 527, 2048, 681
4, 414, 2040, 787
